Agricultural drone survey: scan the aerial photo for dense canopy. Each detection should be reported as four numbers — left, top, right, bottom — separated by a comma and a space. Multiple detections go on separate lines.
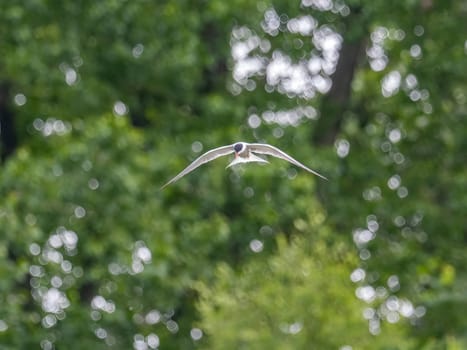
1, 0, 466, 349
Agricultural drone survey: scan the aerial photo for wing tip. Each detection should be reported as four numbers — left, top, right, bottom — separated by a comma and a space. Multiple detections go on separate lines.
160, 180, 173, 190
314, 172, 329, 181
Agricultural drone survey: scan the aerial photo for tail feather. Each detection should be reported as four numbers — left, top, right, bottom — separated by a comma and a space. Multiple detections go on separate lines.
226, 154, 269, 168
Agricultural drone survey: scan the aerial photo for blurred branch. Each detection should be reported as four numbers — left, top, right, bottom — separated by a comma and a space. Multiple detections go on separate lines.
199, 20, 228, 95
0, 81, 17, 162
312, 13, 367, 146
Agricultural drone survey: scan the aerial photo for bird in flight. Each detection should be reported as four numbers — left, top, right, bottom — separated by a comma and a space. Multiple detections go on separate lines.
161, 142, 327, 189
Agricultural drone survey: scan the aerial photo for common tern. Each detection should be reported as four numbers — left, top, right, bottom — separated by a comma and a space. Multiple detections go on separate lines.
161, 142, 327, 188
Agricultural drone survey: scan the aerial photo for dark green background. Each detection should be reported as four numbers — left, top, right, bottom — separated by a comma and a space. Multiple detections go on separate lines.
1, 0, 466, 349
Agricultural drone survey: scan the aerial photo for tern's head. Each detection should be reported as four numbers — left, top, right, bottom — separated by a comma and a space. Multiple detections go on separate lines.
234, 142, 246, 154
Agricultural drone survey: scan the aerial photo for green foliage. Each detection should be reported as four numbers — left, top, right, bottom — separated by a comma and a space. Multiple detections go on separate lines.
198, 231, 412, 350
1, 0, 466, 349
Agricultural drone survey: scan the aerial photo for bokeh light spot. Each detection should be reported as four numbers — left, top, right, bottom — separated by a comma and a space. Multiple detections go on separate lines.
350, 268, 366, 283
88, 178, 100, 190
414, 25, 424, 36
29, 243, 41, 256
382, 71, 401, 97
356, 285, 376, 303
145, 310, 161, 325
147, 334, 160, 349
190, 328, 203, 341
243, 187, 254, 198
113, 101, 128, 116
388, 128, 401, 143
14, 93, 27, 106
410, 44, 422, 59
191, 141, 203, 153
74, 206, 86, 218
335, 139, 350, 158
132, 43, 144, 58
397, 186, 408, 198
249, 239, 264, 253
95, 327, 107, 339
42, 288, 70, 314
387, 174, 401, 190
166, 320, 179, 333
248, 114, 261, 128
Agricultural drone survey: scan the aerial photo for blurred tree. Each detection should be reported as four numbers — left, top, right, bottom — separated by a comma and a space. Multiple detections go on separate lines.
0, 0, 466, 349
198, 232, 412, 349
0, 0, 273, 348
225, 0, 467, 348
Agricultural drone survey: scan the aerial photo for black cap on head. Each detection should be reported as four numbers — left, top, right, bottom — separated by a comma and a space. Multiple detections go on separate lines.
234, 143, 244, 153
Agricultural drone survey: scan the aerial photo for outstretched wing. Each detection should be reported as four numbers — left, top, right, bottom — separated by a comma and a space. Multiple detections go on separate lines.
249, 143, 328, 180
161, 145, 234, 189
